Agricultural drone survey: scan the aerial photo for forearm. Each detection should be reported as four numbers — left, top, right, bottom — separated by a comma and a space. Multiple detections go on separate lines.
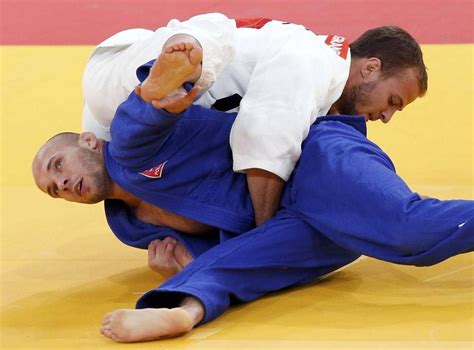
246, 168, 285, 226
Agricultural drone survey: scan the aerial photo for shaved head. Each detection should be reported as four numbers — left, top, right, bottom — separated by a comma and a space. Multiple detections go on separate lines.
46, 132, 80, 145
33, 132, 79, 169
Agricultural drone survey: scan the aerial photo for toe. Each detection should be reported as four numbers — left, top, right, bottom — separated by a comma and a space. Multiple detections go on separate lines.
102, 313, 113, 325
102, 328, 114, 339
189, 47, 203, 65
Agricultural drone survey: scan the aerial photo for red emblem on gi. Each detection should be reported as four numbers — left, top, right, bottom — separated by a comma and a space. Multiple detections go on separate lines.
324, 35, 349, 60
140, 161, 167, 179
235, 17, 272, 29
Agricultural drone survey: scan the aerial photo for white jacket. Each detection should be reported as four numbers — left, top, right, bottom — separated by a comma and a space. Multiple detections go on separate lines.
82, 13, 350, 180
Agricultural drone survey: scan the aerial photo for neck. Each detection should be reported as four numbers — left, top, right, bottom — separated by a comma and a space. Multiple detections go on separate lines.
99, 141, 141, 208
108, 182, 142, 208
329, 58, 361, 114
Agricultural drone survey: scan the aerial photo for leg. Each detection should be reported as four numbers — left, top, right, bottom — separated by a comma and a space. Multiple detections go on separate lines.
285, 120, 474, 266
137, 211, 359, 326
100, 211, 358, 342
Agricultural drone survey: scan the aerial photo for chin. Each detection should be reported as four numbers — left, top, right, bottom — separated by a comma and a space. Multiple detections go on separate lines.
81, 197, 101, 204
86, 193, 106, 204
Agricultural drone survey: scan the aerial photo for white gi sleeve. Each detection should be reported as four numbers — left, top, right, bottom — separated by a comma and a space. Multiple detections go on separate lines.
82, 13, 236, 140
229, 25, 338, 181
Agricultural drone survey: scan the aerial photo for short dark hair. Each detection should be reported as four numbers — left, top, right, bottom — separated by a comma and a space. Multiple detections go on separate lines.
350, 26, 428, 96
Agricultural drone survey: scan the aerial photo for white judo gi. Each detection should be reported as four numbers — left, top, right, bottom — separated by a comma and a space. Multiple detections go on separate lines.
82, 13, 351, 180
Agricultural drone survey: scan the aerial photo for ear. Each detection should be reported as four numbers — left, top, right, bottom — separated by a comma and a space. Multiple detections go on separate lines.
361, 57, 382, 79
78, 132, 99, 150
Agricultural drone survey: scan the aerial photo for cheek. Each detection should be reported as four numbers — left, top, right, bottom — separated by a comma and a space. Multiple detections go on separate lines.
357, 81, 377, 107
366, 89, 387, 111
372, 96, 386, 110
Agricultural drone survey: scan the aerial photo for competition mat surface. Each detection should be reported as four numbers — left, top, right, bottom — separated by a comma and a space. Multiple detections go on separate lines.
1, 1, 473, 349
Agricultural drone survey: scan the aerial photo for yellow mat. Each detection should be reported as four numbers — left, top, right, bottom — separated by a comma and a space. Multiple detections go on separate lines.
1, 44, 473, 349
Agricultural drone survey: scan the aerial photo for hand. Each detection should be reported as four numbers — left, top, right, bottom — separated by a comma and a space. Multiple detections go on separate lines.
147, 237, 194, 279
147, 237, 182, 279
135, 85, 200, 114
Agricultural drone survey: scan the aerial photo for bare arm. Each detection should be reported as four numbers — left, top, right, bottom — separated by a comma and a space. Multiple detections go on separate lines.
246, 168, 285, 226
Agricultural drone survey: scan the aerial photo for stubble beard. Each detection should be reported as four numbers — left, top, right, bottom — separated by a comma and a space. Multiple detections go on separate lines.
88, 168, 112, 204
337, 81, 377, 116
81, 148, 112, 204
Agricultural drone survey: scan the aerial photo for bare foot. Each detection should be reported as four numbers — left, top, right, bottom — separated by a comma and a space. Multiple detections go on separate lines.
139, 42, 202, 103
100, 308, 194, 343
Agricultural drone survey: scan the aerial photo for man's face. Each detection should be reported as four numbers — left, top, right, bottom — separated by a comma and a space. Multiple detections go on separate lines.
32, 134, 111, 204
339, 67, 421, 123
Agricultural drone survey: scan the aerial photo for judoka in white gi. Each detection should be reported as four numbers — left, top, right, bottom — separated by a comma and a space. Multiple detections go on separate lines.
82, 13, 427, 225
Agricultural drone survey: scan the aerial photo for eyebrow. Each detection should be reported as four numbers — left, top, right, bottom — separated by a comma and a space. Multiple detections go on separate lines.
46, 156, 54, 171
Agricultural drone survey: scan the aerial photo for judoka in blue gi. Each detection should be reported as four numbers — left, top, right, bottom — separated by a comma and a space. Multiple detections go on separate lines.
32, 46, 474, 343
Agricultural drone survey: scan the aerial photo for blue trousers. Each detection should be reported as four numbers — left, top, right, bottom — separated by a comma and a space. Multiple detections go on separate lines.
136, 118, 474, 324
137, 210, 360, 323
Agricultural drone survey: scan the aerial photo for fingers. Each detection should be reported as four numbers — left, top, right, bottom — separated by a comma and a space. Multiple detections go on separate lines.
147, 237, 181, 277
164, 238, 176, 255
151, 86, 201, 113
147, 239, 159, 261
187, 86, 201, 101
148, 238, 173, 262
134, 85, 142, 97
178, 86, 201, 108
174, 240, 194, 269
151, 92, 187, 110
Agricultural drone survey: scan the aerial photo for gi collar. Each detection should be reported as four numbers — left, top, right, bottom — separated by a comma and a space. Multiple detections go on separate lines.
315, 115, 367, 137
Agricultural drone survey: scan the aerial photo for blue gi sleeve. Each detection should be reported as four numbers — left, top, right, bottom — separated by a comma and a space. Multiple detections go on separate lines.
136, 59, 155, 83
108, 91, 184, 171
104, 199, 220, 258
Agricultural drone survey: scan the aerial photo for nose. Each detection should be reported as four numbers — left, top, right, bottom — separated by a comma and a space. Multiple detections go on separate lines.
56, 177, 70, 192
381, 108, 396, 124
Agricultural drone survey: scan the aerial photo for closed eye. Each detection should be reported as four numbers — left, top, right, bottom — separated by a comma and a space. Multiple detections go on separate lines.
390, 96, 403, 111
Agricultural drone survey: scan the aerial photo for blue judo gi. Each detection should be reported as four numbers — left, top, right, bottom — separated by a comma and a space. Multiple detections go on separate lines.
133, 114, 474, 324
104, 92, 255, 257
105, 65, 474, 325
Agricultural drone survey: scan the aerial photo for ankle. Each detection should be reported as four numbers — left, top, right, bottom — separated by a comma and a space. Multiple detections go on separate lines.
179, 296, 205, 326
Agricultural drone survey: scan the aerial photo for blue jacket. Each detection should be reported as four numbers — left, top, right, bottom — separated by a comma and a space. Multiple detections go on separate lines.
103, 92, 255, 257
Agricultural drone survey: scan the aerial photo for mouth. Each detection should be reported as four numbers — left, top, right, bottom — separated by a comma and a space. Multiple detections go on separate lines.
368, 114, 379, 122
74, 178, 83, 196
